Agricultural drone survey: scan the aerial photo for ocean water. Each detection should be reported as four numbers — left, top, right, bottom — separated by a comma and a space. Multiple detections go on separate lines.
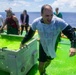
0, 12, 76, 28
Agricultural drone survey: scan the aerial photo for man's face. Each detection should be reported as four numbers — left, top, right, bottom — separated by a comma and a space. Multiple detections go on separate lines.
23, 11, 26, 15
41, 6, 53, 24
7, 12, 12, 18
55, 8, 59, 13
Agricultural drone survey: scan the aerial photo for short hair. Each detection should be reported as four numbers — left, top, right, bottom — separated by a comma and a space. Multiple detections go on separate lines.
41, 4, 52, 14
55, 7, 59, 10
23, 10, 27, 14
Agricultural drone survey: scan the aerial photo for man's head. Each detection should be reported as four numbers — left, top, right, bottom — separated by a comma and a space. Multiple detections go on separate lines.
41, 4, 53, 24
5, 8, 13, 18
23, 10, 27, 15
55, 7, 59, 13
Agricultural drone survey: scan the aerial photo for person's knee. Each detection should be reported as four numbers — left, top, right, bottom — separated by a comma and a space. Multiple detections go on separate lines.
47, 59, 51, 63
46, 59, 51, 64
39, 62, 44, 67
38, 62, 45, 73
39, 62, 45, 69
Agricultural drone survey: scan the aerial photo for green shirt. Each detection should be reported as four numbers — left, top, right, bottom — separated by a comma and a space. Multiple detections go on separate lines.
54, 12, 63, 19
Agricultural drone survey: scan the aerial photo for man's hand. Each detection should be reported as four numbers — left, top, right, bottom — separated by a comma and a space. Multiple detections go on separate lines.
21, 23, 26, 26
69, 48, 76, 57
20, 43, 24, 49
21, 24, 25, 26
18, 30, 20, 35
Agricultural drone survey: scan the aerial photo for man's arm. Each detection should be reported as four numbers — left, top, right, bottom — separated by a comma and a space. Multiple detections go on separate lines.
62, 25, 76, 56
20, 27, 35, 48
13, 16, 20, 34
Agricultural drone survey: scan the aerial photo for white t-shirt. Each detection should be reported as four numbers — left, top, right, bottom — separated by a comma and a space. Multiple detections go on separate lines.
30, 15, 68, 58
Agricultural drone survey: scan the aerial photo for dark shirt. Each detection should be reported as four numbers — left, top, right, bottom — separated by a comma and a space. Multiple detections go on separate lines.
20, 14, 29, 25
5, 16, 19, 34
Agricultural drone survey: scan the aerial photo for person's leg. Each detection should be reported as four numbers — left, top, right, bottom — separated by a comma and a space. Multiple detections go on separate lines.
58, 33, 61, 42
21, 25, 24, 35
39, 62, 45, 75
25, 25, 28, 33
39, 60, 51, 75
38, 43, 52, 75
44, 59, 51, 70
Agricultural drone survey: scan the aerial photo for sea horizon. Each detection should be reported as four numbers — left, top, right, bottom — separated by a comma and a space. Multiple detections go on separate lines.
0, 12, 76, 28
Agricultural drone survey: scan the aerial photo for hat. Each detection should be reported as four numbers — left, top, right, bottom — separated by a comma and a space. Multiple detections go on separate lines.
5, 8, 12, 13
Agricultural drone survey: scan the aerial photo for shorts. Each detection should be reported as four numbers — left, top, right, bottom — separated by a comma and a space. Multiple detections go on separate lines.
38, 43, 54, 62
38, 36, 59, 62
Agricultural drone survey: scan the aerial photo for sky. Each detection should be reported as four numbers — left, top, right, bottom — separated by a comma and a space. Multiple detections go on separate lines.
0, 0, 76, 12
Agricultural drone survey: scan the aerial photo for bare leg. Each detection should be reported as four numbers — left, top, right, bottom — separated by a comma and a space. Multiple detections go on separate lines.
44, 59, 51, 69
25, 26, 29, 33
39, 62, 45, 75
39, 60, 51, 75
21, 25, 24, 35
